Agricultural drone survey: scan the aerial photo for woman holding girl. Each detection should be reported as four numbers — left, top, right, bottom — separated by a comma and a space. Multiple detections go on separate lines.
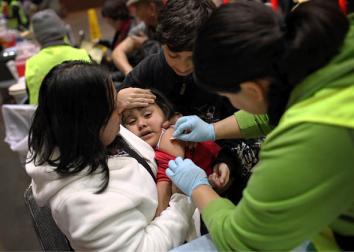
26, 61, 195, 251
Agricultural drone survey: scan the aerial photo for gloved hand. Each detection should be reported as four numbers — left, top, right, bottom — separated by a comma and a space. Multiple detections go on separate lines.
166, 157, 210, 197
172, 115, 215, 142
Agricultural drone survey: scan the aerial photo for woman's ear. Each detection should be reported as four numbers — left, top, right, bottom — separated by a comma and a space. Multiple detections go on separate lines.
240, 80, 269, 102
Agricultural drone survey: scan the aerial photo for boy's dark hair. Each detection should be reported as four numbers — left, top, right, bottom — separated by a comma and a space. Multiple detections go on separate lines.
193, 0, 349, 125
101, 0, 130, 21
28, 61, 116, 193
156, 0, 216, 52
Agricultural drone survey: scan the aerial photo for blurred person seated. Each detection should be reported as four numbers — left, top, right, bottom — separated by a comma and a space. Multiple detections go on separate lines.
98, 0, 137, 51
112, 0, 163, 76
96, 0, 139, 83
7, 0, 28, 30
25, 9, 90, 104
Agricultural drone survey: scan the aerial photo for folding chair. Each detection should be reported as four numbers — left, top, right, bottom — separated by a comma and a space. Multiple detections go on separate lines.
1, 104, 36, 164
24, 185, 73, 251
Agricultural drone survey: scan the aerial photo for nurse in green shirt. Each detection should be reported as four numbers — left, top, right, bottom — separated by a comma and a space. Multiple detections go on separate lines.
166, 1, 354, 251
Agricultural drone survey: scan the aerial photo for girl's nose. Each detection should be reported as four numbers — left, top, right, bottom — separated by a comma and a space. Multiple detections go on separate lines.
137, 118, 147, 130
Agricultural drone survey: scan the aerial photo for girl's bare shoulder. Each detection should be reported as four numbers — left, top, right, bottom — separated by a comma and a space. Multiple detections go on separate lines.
159, 127, 185, 157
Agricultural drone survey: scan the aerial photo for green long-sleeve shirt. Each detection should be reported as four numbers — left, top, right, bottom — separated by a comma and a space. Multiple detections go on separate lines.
202, 15, 354, 251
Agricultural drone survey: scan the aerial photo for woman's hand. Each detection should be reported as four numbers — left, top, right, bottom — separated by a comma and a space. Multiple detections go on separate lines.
172, 116, 215, 142
166, 157, 210, 197
208, 163, 231, 193
117, 88, 156, 113
168, 114, 198, 150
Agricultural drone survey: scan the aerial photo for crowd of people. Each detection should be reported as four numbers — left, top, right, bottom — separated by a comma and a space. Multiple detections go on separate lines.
4, 0, 352, 251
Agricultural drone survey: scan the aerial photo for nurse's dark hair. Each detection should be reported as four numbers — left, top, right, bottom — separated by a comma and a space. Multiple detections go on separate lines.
28, 61, 116, 193
194, 0, 349, 125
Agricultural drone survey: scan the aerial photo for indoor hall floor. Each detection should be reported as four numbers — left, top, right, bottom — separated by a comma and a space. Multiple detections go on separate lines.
0, 8, 113, 250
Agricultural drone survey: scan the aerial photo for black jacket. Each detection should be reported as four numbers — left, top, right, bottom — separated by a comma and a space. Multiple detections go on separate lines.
123, 51, 235, 123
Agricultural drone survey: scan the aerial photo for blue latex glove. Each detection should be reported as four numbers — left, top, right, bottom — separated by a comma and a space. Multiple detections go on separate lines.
172, 115, 215, 142
166, 157, 210, 197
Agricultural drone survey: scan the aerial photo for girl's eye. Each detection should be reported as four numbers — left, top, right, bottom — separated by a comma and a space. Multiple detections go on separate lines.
144, 112, 152, 118
126, 119, 136, 125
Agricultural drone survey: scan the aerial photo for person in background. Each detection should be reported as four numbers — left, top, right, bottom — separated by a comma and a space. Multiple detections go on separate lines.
29, 0, 64, 17
9, 0, 28, 30
167, 0, 354, 251
25, 9, 90, 104
26, 61, 196, 251
112, 0, 163, 76
97, 0, 139, 83
99, 0, 136, 50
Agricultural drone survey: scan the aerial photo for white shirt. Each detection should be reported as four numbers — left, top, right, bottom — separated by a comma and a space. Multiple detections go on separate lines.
26, 126, 195, 251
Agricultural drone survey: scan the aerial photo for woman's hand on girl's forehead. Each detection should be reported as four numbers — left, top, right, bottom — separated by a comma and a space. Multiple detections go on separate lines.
117, 88, 156, 114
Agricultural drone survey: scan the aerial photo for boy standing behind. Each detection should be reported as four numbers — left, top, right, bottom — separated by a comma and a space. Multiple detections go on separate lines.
121, 0, 227, 122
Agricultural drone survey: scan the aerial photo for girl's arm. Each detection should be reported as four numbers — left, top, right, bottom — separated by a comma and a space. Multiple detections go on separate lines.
155, 128, 186, 217
156, 181, 172, 217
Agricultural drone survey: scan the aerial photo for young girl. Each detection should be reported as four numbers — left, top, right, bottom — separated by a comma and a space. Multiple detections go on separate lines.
26, 61, 196, 251
122, 89, 233, 216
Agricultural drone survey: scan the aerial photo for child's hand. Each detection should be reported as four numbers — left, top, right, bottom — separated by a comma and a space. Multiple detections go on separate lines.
208, 163, 230, 193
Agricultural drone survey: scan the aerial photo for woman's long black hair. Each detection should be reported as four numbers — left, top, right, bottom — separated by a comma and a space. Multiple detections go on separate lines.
193, 0, 349, 125
28, 61, 116, 193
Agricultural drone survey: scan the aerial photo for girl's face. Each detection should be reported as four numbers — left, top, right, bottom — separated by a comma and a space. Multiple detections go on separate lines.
122, 104, 166, 147
100, 88, 121, 146
163, 46, 194, 76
